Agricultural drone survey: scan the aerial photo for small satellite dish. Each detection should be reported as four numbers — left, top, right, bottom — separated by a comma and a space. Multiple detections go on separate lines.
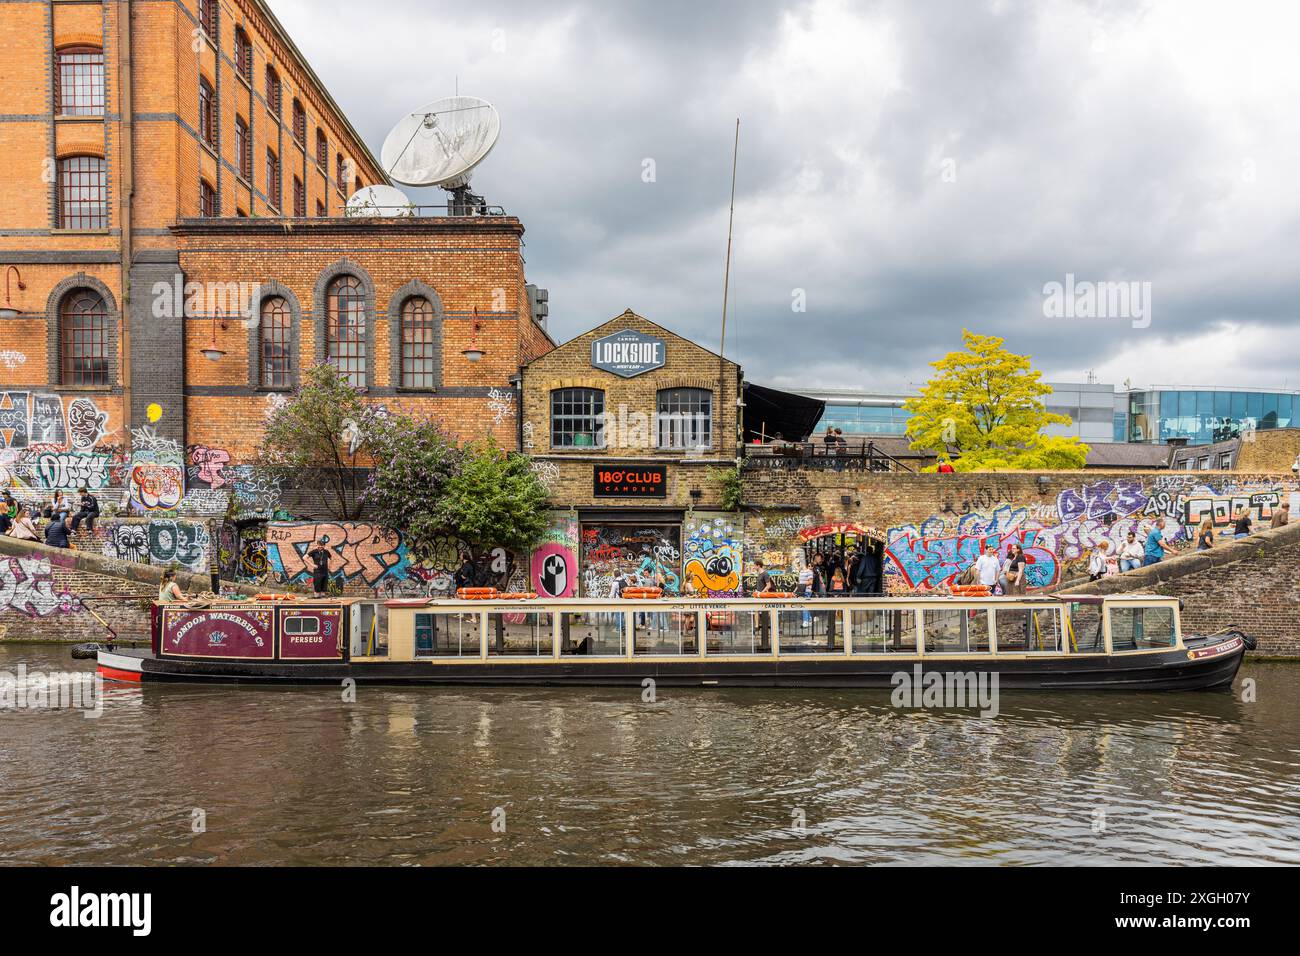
381, 96, 500, 189
345, 184, 415, 217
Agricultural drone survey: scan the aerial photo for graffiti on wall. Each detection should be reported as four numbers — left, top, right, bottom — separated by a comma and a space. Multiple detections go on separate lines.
0, 556, 81, 618
94, 520, 212, 573
187, 445, 233, 489
34, 452, 111, 491
580, 524, 681, 597
880, 477, 1293, 592
684, 513, 742, 597
264, 522, 410, 588
531, 514, 579, 598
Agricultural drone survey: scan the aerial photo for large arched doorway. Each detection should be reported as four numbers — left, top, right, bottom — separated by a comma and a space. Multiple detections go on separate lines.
798, 522, 887, 595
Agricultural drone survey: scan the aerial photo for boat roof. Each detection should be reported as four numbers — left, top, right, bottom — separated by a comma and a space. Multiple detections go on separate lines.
383, 593, 1176, 609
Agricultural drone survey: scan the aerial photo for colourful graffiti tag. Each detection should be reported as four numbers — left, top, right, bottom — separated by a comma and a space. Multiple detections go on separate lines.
684, 514, 743, 597
0, 556, 81, 618
264, 522, 410, 587
886, 529, 1059, 592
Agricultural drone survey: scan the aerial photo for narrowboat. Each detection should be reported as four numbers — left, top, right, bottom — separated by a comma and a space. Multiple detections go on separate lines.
95, 593, 1250, 691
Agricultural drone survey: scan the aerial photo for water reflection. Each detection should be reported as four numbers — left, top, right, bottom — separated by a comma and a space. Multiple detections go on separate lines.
0, 646, 1296, 866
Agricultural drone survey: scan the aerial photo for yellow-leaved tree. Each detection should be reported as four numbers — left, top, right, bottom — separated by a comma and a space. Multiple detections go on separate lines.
903, 330, 1089, 471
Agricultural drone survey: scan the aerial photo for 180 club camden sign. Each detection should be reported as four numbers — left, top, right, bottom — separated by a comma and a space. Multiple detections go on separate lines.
591, 330, 666, 378
593, 465, 668, 498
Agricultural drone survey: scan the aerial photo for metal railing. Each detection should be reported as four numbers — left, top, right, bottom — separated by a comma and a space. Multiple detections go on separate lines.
742, 439, 915, 473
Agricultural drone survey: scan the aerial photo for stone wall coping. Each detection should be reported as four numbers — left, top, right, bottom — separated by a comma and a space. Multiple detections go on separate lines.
0, 534, 268, 597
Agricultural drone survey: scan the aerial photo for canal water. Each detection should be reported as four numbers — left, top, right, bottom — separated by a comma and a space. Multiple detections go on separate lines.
1, 645, 1297, 866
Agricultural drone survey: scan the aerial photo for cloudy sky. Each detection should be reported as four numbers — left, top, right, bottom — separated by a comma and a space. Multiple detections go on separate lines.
270, 0, 1300, 393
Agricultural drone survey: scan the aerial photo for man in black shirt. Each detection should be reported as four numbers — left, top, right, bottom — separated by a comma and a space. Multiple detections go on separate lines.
308, 537, 333, 596
69, 486, 100, 534
453, 552, 476, 592
44, 514, 71, 549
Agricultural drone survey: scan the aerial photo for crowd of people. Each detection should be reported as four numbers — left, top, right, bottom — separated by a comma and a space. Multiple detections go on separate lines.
1084, 503, 1290, 582
0, 486, 100, 550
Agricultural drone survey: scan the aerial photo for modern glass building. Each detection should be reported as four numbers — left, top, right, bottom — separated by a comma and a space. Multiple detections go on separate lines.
1119, 388, 1299, 444
802, 383, 1116, 443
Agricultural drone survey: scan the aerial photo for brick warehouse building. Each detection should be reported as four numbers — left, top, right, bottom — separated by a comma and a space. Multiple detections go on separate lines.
0, 1, 551, 530
519, 310, 745, 600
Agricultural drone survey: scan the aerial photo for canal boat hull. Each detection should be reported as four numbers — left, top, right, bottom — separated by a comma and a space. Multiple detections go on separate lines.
98, 633, 1246, 691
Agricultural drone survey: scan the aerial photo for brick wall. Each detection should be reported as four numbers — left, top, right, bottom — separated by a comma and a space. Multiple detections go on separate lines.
1059, 521, 1300, 656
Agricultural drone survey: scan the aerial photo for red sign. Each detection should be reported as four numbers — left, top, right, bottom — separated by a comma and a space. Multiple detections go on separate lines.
279, 609, 344, 659
593, 465, 667, 498
799, 522, 887, 544
162, 608, 274, 659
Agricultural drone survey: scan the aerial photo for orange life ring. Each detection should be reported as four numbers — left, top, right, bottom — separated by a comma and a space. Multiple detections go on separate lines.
497, 592, 538, 601
457, 587, 498, 600
622, 588, 663, 599
255, 593, 298, 601
758, 592, 796, 599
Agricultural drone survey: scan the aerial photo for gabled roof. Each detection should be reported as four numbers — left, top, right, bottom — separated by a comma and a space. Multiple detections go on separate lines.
524, 309, 741, 371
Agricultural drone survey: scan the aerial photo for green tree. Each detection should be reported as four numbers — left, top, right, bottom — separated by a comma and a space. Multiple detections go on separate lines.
259, 364, 369, 518
360, 409, 463, 560
904, 330, 1089, 472
438, 439, 549, 557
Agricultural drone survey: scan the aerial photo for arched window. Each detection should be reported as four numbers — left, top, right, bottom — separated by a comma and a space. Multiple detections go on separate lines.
326, 276, 366, 387
61, 290, 110, 385
199, 179, 216, 217
234, 114, 251, 178
316, 129, 327, 168
265, 66, 281, 117
400, 297, 437, 388
292, 98, 306, 143
235, 28, 253, 83
55, 47, 104, 116
260, 297, 292, 388
335, 153, 346, 191
292, 175, 305, 216
57, 156, 107, 229
657, 387, 712, 449
551, 388, 605, 448
197, 0, 217, 37
198, 76, 216, 146
266, 148, 280, 208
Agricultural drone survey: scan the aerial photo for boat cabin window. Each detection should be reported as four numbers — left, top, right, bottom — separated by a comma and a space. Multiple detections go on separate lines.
1109, 605, 1177, 651
777, 609, 843, 654
923, 609, 991, 654
560, 612, 626, 657
415, 612, 481, 658
284, 615, 320, 635
705, 610, 770, 655
850, 609, 917, 654
488, 611, 554, 657
1066, 603, 1105, 654
634, 612, 698, 655
994, 607, 1062, 653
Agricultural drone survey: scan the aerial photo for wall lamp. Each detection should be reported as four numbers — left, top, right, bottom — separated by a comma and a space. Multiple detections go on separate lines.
0, 266, 26, 318
201, 308, 228, 362
462, 308, 486, 363
1036, 475, 1051, 494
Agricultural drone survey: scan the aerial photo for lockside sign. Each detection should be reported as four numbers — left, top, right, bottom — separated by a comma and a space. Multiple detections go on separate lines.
590, 330, 666, 378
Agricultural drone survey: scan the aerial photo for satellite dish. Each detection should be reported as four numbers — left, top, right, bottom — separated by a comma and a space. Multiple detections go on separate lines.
345, 184, 415, 218
381, 96, 500, 189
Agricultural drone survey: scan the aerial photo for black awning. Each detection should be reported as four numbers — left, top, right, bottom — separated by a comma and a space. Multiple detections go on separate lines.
743, 383, 825, 443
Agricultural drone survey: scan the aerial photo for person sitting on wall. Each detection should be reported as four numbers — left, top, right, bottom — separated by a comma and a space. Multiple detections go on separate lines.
44, 513, 71, 549
69, 486, 100, 535
44, 490, 71, 522
1271, 502, 1291, 529
7, 506, 39, 541
1118, 531, 1144, 572
936, 460, 956, 474
0, 490, 16, 535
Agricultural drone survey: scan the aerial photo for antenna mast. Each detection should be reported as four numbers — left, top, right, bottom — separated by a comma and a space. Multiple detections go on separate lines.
719, 118, 740, 359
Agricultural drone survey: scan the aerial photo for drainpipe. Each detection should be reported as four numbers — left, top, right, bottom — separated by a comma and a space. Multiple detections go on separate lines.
118, 0, 134, 437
